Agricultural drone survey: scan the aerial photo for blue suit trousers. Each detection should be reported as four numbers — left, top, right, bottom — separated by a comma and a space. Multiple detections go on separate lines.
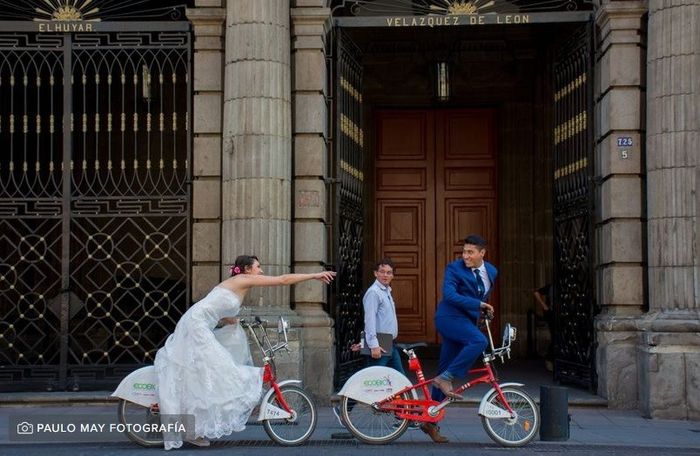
432, 316, 487, 401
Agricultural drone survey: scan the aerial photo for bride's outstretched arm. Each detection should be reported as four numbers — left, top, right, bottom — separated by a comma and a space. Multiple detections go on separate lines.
225, 271, 336, 288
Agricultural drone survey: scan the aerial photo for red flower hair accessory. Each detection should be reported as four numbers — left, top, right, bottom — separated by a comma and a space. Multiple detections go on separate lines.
229, 265, 241, 276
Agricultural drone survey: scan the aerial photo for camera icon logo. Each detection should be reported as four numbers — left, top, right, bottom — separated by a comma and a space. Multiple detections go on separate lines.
16, 422, 34, 435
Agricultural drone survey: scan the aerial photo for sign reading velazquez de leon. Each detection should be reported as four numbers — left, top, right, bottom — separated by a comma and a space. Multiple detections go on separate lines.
385, 14, 531, 27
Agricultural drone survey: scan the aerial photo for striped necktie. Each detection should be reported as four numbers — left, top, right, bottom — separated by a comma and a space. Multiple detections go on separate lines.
473, 268, 485, 298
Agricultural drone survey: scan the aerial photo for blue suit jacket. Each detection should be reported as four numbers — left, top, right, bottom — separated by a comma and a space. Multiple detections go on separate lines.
435, 259, 498, 323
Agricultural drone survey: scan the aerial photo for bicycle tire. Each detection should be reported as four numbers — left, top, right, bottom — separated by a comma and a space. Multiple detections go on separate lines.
117, 399, 164, 448
340, 394, 409, 445
480, 386, 540, 447
262, 385, 317, 446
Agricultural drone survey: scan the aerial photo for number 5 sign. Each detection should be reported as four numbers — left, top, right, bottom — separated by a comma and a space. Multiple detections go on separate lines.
616, 136, 634, 160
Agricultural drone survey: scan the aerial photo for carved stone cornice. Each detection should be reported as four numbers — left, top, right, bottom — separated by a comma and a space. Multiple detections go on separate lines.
291, 7, 332, 35
186, 7, 226, 27
595, 1, 647, 49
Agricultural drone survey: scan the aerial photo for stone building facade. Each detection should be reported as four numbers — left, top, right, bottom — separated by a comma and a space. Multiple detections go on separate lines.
0, 0, 697, 420
184, 0, 698, 419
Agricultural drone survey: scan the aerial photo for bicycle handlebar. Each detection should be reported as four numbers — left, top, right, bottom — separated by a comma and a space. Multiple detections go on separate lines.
239, 316, 266, 328
240, 316, 290, 359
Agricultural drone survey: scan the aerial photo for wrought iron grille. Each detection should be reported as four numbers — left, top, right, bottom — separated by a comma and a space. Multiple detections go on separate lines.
551, 22, 597, 390
0, 27, 191, 391
330, 29, 365, 387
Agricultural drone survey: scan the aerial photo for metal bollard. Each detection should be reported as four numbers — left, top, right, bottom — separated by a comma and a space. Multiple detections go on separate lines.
539, 385, 570, 441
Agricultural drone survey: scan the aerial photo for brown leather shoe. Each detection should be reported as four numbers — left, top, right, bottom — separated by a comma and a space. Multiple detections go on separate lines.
420, 422, 449, 443
432, 376, 463, 400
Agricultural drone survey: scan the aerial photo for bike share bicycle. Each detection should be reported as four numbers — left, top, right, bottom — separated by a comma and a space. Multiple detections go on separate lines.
337, 315, 540, 446
112, 316, 317, 447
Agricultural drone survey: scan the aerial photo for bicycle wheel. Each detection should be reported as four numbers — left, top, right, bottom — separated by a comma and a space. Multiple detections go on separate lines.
481, 387, 540, 447
262, 385, 317, 446
340, 394, 409, 445
117, 399, 164, 448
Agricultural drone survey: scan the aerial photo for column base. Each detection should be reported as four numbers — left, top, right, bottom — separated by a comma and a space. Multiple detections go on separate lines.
295, 306, 335, 404
595, 315, 640, 409
636, 311, 700, 419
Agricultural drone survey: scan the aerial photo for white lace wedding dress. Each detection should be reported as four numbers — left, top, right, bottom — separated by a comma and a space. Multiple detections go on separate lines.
154, 286, 263, 450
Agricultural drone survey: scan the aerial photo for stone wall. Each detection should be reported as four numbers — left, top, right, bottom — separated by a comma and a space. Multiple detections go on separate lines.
639, 0, 700, 420
593, 0, 647, 409
290, 0, 335, 401
187, 3, 226, 301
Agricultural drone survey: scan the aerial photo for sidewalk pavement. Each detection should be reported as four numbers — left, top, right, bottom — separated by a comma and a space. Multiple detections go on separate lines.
1, 400, 698, 449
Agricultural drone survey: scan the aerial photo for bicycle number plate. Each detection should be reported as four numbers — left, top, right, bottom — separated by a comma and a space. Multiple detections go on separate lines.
260, 403, 292, 420
478, 401, 512, 419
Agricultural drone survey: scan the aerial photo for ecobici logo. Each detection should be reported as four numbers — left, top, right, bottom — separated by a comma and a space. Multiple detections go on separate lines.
363, 376, 392, 387
133, 382, 156, 390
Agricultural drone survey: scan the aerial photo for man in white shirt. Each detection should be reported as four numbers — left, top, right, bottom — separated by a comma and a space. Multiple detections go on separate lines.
362, 258, 405, 373
358, 258, 443, 441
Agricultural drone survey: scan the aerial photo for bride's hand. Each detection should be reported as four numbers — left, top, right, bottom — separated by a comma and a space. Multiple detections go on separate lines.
218, 317, 238, 326
315, 271, 336, 284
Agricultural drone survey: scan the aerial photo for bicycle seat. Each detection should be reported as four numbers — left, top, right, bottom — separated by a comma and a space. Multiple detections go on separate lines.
396, 342, 427, 351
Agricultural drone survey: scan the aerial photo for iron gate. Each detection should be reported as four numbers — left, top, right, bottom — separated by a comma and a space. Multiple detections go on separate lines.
330, 29, 365, 387
0, 24, 191, 391
552, 22, 597, 390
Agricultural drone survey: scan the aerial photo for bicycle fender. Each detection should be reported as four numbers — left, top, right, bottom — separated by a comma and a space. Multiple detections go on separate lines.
111, 365, 158, 408
337, 366, 416, 404
478, 382, 525, 419
257, 380, 302, 421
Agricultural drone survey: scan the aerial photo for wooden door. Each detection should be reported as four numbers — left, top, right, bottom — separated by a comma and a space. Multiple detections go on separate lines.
435, 110, 499, 337
375, 109, 497, 343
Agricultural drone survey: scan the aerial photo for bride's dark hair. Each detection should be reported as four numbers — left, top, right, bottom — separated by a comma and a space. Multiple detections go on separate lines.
229, 255, 259, 277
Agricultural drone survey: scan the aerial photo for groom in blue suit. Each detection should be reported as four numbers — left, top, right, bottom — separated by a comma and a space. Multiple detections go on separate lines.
432, 234, 496, 401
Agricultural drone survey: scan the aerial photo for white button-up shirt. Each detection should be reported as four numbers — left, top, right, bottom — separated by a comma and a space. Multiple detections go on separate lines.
363, 280, 399, 348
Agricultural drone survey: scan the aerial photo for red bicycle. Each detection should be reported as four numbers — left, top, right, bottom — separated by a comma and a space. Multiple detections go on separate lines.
337, 317, 540, 446
113, 316, 317, 447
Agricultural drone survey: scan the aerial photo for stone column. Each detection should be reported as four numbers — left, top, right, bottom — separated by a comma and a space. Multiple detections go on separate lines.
640, 0, 700, 419
223, 0, 293, 308
290, 1, 335, 400
187, 5, 226, 301
593, 0, 647, 409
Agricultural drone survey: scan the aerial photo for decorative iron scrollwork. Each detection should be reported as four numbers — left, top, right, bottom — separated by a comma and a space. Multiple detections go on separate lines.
0, 0, 191, 22
552, 23, 597, 391
0, 29, 191, 391
331, 29, 366, 387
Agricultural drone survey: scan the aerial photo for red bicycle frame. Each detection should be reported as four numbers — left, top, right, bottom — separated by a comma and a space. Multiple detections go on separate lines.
259, 340, 294, 415
375, 349, 515, 423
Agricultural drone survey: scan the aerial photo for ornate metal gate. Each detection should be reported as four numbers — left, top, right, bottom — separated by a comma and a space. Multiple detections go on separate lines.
552, 22, 597, 390
330, 29, 365, 387
0, 6, 191, 391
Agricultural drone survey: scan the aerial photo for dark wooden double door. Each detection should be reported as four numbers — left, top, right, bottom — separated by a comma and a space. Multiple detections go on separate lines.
374, 109, 498, 344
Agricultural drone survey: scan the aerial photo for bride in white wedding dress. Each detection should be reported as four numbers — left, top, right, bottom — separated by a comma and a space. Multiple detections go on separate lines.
154, 255, 336, 450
